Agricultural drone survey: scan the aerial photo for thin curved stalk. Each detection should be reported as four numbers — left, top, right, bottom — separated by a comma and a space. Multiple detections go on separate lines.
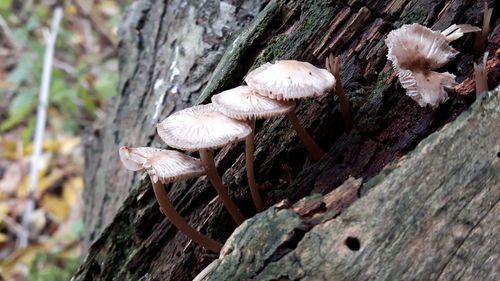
326, 54, 353, 130
245, 120, 264, 211
151, 178, 223, 253
199, 149, 245, 224
287, 110, 325, 162
474, 53, 489, 95
473, 5, 493, 54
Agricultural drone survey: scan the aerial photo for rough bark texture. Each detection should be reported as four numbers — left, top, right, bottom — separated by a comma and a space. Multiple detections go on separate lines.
204, 91, 500, 280
77, 0, 499, 280
83, 0, 269, 248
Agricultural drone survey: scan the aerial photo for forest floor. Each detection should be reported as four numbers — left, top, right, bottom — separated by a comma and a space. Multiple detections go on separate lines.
0, 1, 127, 280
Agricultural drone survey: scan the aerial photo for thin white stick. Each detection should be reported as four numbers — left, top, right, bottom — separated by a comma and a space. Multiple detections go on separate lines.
19, 7, 63, 248
193, 259, 221, 281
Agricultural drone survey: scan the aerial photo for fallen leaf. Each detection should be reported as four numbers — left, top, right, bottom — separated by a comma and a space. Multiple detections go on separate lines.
41, 194, 69, 221
0, 162, 23, 197
62, 177, 83, 206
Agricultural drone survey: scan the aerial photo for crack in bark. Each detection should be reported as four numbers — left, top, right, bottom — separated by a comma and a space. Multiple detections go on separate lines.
433, 198, 500, 281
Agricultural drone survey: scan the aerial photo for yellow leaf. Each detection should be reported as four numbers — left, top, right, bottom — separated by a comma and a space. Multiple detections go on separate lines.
41, 194, 69, 221
58, 137, 80, 156
1, 141, 19, 160
17, 174, 31, 197
0, 203, 9, 221
17, 153, 52, 197
24, 137, 80, 156
31, 209, 47, 233
17, 170, 46, 197
65, 4, 77, 15
37, 168, 65, 192
63, 177, 83, 205
97, 0, 119, 16
0, 163, 22, 197
0, 232, 7, 243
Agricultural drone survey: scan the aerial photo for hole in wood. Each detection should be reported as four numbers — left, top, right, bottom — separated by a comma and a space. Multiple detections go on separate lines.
497, 152, 500, 158
345, 236, 361, 251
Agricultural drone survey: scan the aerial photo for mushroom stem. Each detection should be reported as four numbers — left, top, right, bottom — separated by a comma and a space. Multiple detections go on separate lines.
199, 149, 245, 224
287, 110, 325, 162
245, 119, 264, 211
474, 53, 489, 95
473, 4, 493, 54
326, 54, 353, 130
150, 178, 223, 253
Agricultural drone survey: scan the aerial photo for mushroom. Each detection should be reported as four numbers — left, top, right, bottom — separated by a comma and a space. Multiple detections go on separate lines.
473, 4, 493, 54
385, 23, 464, 108
474, 52, 489, 95
157, 104, 250, 225
212, 85, 295, 211
118, 146, 223, 253
245, 60, 336, 161
440, 24, 481, 43
325, 54, 353, 130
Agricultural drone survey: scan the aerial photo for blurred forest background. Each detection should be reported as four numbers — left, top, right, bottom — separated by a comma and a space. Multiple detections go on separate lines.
0, 1, 129, 280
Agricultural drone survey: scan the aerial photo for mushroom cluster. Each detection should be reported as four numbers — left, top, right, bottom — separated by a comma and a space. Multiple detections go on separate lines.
118, 59, 338, 252
385, 23, 480, 108
117, 19, 486, 254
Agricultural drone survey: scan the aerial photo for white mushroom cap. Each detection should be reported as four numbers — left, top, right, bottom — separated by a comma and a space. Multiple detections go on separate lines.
440, 24, 481, 42
142, 150, 206, 184
119, 146, 206, 184
245, 60, 336, 100
211, 86, 295, 120
385, 23, 460, 108
119, 146, 163, 171
157, 104, 252, 151
398, 69, 456, 108
385, 23, 458, 71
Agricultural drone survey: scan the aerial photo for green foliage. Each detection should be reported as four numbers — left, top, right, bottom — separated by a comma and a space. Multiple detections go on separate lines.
8, 53, 37, 87
95, 67, 119, 99
1, 89, 36, 131
28, 252, 79, 281
0, 0, 12, 16
1, 3, 120, 136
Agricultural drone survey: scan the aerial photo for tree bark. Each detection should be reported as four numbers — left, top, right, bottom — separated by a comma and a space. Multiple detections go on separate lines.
204, 91, 500, 280
76, 0, 499, 280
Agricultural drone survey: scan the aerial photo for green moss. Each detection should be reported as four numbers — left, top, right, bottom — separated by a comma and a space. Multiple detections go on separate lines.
359, 167, 395, 196
303, 97, 315, 105
273, 34, 286, 43
304, 17, 315, 29
28, 252, 79, 281
398, 4, 428, 26
374, 70, 392, 92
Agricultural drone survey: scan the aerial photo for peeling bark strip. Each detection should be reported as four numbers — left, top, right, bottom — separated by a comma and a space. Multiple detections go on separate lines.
206, 91, 500, 281
78, 0, 498, 280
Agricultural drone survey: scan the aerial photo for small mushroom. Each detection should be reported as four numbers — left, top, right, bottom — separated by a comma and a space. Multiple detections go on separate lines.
474, 52, 489, 95
245, 60, 336, 161
441, 24, 481, 43
118, 146, 223, 253
386, 23, 462, 108
325, 54, 353, 130
212, 85, 295, 211
473, 4, 493, 54
157, 104, 250, 224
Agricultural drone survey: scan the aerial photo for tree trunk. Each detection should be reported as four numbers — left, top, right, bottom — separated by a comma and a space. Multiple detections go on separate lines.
204, 92, 500, 280
76, 0, 499, 280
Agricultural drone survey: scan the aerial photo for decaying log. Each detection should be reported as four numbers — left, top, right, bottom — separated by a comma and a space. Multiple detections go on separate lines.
77, 0, 499, 280
204, 90, 500, 280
